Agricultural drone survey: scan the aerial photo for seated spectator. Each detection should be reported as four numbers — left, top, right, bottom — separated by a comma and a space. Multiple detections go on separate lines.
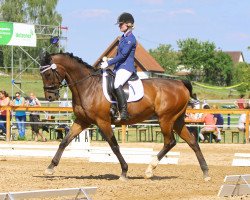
238, 105, 250, 141
212, 104, 224, 130
0, 90, 10, 136
185, 102, 198, 139
234, 94, 246, 109
199, 105, 221, 143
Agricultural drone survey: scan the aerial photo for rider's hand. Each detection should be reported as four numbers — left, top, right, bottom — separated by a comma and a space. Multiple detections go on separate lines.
100, 61, 108, 69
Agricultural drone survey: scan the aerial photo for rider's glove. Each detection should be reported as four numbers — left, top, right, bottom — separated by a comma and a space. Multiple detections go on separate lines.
100, 61, 108, 69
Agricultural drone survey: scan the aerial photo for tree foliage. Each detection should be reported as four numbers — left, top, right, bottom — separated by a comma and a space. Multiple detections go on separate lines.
0, 0, 62, 71
177, 38, 233, 86
149, 44, 179, 74
232, 62, 250, 94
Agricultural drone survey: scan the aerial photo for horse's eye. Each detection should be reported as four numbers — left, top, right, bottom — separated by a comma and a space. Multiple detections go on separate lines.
45, 72, 51, 79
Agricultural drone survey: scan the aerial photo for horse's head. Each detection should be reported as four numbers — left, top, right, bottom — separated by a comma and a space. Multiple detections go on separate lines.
39, 51, 66, 101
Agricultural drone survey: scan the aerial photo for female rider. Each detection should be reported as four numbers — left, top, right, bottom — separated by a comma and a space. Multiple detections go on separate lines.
101, 12, 137, 121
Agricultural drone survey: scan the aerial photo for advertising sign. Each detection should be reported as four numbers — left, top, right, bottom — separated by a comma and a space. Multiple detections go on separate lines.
0, 22, 37, 47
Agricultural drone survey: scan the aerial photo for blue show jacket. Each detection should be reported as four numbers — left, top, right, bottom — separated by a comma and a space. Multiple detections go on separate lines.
107, 31, 136, 73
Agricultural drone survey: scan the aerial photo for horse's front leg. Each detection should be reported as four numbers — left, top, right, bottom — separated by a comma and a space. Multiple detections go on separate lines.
44, 122, 89, 175
98, 123, 128, 181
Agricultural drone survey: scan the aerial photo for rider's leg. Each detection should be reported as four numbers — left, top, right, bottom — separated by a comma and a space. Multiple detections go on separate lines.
114, 69, 132, 120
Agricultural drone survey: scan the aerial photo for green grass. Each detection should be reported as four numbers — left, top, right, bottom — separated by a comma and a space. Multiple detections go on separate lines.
1, 72, 247, 100
0, 73, 72, 99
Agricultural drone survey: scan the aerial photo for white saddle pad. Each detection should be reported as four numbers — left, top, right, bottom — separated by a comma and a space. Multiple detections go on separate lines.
102, 70, 144, 103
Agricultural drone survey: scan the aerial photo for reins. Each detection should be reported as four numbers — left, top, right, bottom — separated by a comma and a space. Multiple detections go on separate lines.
63, 69, 102, 88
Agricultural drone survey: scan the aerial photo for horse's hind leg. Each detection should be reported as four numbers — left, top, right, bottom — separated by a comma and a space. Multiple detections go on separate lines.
44, 122, 88, 175
145, 121, 176, 179
173, 116, 211, 181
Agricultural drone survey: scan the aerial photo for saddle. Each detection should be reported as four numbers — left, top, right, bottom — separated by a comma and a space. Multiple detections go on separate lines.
103, 69, 142, 121
105, 69, 139, 101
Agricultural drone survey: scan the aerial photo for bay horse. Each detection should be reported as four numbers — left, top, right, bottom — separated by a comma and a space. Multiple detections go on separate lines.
39, 52, 210, 181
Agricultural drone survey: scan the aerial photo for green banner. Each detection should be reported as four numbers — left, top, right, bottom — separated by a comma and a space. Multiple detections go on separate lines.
0, 22, 13, 45
0, 21, 36, 47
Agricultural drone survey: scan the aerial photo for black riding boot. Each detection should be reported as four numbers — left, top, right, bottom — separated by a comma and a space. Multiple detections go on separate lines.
115, 85, 129, 121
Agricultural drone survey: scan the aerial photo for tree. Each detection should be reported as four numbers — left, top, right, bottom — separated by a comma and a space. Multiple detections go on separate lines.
0, 0, 62, 72
232, 62, 250, 94
149, 44, 179, 74
177, 38, 216, 72
177, 38, 234, 85
203, 51, 233, 86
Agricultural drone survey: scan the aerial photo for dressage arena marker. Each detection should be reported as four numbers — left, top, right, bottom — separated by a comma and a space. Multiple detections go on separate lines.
232, 153, 250, 166
0, 130, 180, 164
218, 174, 250, 197
0, 187, 97, 200
0, 143, 180, 164
89, 147, 180, 164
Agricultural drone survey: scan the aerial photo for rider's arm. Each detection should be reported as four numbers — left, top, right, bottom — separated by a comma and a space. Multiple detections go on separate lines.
108, 38, 135, 66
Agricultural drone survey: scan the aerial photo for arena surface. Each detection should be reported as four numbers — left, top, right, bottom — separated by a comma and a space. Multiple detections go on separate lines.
0, 141, 250, 200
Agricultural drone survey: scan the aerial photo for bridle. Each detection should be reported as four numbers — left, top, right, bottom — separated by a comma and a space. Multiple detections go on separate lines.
40, 64, 64, 96
40, 63, 102, 96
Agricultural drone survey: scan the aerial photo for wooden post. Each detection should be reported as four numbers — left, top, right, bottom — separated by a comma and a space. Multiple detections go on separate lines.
122, 125, 126, 143
6, 107, 11, 142
245, 110, 249, 144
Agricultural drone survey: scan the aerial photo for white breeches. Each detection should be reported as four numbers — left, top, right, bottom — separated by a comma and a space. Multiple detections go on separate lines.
114, 69, 133, 89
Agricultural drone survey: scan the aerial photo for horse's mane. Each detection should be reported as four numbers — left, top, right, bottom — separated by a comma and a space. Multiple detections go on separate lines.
50, 52, 97, 71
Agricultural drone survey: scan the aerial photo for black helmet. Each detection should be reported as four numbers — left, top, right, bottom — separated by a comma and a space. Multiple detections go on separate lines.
116, 12, 134, 24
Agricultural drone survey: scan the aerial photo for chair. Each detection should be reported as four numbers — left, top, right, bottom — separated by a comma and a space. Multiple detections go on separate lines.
203, 131, 216, 143
155, 130, 163, 142
231, 131, 240, 143
137, 128, 147, 142
117, 128, 129, 141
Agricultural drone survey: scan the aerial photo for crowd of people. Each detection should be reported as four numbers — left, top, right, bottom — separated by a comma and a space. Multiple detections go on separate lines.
0, 90, 249, 143
186, 94, 250, 143
0, 90, 47, 141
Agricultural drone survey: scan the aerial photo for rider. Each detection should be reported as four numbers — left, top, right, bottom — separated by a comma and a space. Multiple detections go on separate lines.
100, 12, 137, 121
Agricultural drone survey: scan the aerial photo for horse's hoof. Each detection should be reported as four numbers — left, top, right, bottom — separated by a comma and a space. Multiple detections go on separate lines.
144, 171, 153, 179
204, 176, 211, 182
119, 176, 128, 181
44, 168, 55, 175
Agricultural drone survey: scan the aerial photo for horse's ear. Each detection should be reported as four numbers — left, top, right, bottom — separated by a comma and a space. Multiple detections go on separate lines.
39, 49, 50, 66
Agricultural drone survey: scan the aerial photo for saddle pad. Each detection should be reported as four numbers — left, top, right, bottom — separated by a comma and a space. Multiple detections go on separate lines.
102, 70, 144, 103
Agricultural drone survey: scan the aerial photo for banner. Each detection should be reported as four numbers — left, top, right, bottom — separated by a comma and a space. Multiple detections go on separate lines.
0, 22, 36, 47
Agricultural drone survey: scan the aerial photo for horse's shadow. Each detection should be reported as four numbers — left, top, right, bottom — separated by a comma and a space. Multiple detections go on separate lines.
34, 174, 178, 181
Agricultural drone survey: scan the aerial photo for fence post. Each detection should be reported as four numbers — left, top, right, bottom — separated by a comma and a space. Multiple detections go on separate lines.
122, 125, 126, 143
6, 107, 11, 142
246, 110, 249, 144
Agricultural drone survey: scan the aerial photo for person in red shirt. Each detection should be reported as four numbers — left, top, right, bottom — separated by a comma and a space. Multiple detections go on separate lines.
199, 105, 221, 142
234, 94, 246, 109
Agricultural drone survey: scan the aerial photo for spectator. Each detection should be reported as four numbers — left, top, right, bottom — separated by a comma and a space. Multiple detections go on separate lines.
238, 105, 250, 138
191, 93, 202, 119
11, 92, 26, 140
185, 102, 198, 139
212, 104, 224, 130
26, 93, 46, 142
199, 105, 221, 143
0, 90, 10, 136
234, 94, 246, 109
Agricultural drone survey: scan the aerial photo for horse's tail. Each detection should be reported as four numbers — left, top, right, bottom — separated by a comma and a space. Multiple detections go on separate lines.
181, 80, 196, 100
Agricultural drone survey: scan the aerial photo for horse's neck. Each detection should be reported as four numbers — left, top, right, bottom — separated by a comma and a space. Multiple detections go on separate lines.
65, 67, 99, 105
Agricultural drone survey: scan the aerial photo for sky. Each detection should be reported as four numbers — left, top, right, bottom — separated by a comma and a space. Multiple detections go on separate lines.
56, 0, 250, 65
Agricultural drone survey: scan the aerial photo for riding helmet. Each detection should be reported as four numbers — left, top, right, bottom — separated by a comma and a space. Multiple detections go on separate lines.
116, 12, 134, 24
